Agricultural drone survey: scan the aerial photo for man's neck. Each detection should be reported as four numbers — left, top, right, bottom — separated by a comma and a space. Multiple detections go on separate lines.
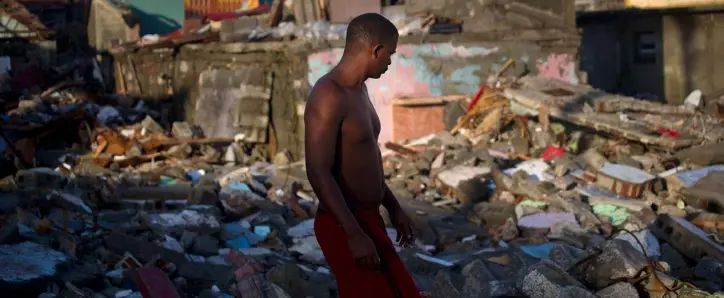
334, 55, 367, 88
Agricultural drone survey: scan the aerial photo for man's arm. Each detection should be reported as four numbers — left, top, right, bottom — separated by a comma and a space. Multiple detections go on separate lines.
382, 184, 402, 214
304, 84, 364, 237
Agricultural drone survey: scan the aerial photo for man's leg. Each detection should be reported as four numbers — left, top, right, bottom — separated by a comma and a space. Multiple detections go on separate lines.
314, 210, 421, 298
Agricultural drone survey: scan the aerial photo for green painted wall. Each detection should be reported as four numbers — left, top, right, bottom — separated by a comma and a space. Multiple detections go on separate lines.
127, 0, 184, 36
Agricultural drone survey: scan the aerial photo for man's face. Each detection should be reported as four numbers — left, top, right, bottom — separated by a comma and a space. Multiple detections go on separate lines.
368, 36, 398, 79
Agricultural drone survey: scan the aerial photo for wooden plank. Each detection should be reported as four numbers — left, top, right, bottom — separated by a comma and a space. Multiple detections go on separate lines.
390, 95, 467, 106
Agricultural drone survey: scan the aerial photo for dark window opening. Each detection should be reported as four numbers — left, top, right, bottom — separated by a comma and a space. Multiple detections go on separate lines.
634, 31, 657, 64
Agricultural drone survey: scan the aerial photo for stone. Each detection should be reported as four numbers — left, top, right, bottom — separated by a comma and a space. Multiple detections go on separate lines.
498, 217, 519, 241
0, 242, 69, 296
511, 136, 530, 155
470, 201, 516, 229
273, 150, 293, 166
571, 240, 649, 289
694, 257, 724, 285
594, 282, 639, 298
141, 115, 165, 134
265, 263, 335, 298
144, 209, 221, 233
505, 247, 540, 278
548, 244, 586, 271
461, 259, 496, 280
517, 260, 596, 298
398, 251, 448, 290
166, 143, 193, 159
172, 122, 194, 139
676, 142, 724, 167
614, 229, 660, 257
617, 156, 643, 169
0, 213, 20, 245
436, 165, 491, 204
180, 230, 198, 250
191, 235, 220, 257
188, 186, 219, 205
659, 244, 688, 274
15, 168, 67, 190
429, 270, 461, 298
579, 148, 608, 170
462, 279, 520, 298
518, 212, 578, 231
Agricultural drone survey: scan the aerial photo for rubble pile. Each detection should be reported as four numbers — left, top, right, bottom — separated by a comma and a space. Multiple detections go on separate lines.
379, 75, 724, 297
2, 73, 724, 298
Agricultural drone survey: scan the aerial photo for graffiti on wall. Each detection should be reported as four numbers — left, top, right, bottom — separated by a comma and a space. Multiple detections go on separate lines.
536, 53, 579, 85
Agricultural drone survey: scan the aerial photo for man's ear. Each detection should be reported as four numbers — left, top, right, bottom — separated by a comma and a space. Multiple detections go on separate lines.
373, 44, 384, 58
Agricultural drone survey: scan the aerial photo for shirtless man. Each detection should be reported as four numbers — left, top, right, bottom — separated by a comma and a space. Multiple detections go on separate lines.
304, 13, 421, 298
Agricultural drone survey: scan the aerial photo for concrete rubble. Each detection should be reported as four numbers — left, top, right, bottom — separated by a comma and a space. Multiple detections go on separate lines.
0, 2, 724, 298
1, 71, 723, 298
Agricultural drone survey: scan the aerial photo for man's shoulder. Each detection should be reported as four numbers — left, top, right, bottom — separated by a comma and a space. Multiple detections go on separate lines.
308, 77, 345, 106
310, 76, 343, 97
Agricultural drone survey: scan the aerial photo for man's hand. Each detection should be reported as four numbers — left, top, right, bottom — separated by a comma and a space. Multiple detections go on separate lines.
347, 232, 381, 270
390, 207, 416, 247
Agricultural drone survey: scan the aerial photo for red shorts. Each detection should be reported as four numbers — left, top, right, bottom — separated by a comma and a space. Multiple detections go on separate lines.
314, 209, 421, 298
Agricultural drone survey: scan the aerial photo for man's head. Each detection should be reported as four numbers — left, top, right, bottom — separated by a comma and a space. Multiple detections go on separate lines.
344, 13, 399, 79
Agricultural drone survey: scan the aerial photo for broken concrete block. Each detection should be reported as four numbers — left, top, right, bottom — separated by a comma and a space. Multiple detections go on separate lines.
470, 201, 516, 229
681, 171, 724, 213
594, 282, 639, 298
188, 186, 219, 205
676, 142, 724, 167
579, 148, 608, 170
614, 229, 660, 257
462, 278, 520, 298
461, 259, 496, 280
571, 240, 649, 289
548, 244, 586, 271
650, 214, 724, 261
191, 235, 220, 257
141, 115, 164, 135
289, 236, 325, 265
518, 212, 579, 232
429, 270, 462, 298
694, 257, 724, 286
15, 168, 67, 189
517, 260, 596, 298
265, 263, 335, 298
435, 165, 491, 204
172, 121, 194, 139
0, 242, 69, 295
505, 247, 541, 278
144, 209, 221, 233
498, 217, 519, 241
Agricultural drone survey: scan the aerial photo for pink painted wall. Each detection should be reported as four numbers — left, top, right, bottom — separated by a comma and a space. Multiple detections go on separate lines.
308, 44, 579, 148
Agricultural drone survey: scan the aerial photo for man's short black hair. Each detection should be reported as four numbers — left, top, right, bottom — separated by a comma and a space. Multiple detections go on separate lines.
345, 13, 398, 47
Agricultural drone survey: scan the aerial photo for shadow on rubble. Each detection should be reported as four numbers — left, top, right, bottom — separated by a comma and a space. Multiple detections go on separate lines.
0, 40, 193, 178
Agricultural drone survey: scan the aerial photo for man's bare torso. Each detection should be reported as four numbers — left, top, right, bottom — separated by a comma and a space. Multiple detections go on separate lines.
313, 75, 386, 210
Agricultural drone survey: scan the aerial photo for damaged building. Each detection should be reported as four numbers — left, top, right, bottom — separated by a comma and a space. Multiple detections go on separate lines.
113, 0, 581, 159
1, 0, 724, 298
579, 0, 724, 104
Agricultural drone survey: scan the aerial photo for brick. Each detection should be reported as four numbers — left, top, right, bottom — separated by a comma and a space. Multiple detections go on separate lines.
132, 267, 182, 298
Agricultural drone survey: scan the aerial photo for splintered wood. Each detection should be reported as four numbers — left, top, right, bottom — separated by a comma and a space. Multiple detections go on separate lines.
450, 90, 511, 137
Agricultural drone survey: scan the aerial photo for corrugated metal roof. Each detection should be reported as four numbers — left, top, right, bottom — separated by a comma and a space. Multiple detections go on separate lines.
0, 0, 52, 40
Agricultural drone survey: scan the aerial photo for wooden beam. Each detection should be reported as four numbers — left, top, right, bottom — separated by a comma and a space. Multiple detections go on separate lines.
390, 95, 468, 107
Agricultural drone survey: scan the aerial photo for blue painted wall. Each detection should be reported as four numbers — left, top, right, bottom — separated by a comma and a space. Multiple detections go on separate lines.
127, 0, 184, 36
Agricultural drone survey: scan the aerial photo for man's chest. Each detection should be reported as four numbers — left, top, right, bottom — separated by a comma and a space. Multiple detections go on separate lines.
340, 96, 381, 143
